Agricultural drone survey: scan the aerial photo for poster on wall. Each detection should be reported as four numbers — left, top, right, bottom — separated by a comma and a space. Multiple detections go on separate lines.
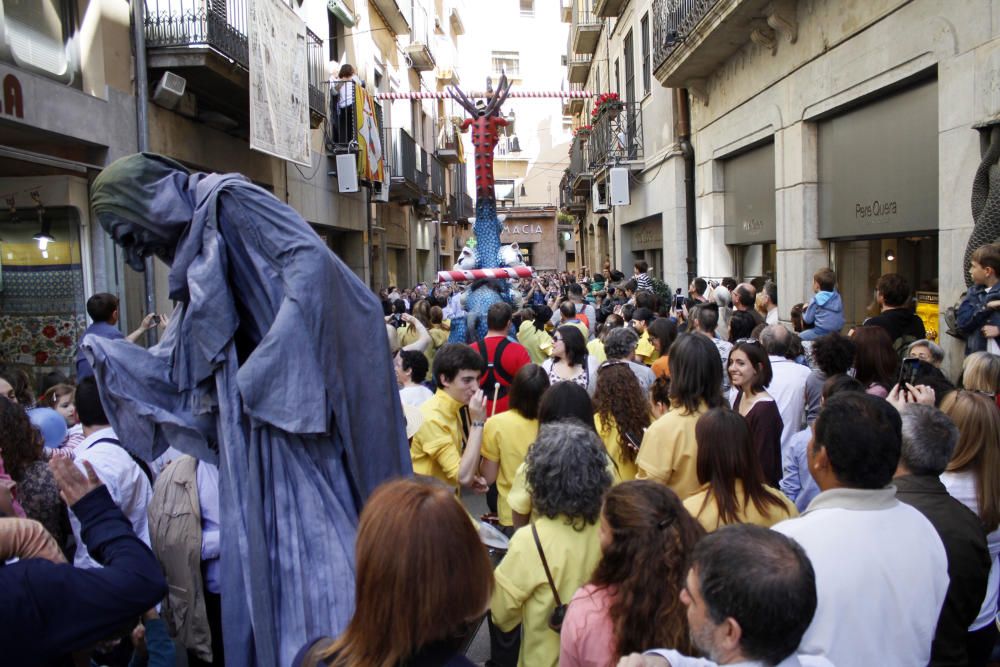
248, 0, 311, 166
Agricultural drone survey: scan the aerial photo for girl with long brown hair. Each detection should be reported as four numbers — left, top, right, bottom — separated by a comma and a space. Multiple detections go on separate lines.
295, 479, 493, 667
593, 363, 652, 482
560, 481, 704, 666
940, 390, 1000, 662
684, 407, 797, 532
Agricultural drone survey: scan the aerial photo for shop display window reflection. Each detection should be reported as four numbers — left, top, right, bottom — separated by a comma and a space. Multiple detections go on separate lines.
0, 207, 85, 379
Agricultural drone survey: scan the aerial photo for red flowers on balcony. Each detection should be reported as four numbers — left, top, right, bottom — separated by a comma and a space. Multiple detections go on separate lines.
591, 92, 624, 119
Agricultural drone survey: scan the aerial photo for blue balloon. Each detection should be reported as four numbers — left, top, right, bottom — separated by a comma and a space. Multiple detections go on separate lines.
27, 407, 68, 449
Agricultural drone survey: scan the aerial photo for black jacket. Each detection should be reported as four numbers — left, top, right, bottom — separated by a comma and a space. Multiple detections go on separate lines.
0, 486, 167, 666
895, 475, 991, 667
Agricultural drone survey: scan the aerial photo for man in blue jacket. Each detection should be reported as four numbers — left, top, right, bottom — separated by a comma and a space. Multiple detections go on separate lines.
0, 457, 167, 666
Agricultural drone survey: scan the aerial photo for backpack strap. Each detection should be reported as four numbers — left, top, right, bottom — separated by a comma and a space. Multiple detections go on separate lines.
90, 437, 154, 484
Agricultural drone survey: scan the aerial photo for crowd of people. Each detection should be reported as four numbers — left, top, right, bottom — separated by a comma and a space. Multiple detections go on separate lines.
3, 244, 1000, 666
380, 246, 1000, 667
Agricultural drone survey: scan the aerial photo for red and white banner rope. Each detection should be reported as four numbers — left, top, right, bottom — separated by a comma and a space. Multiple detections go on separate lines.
377, 90, 592, 100
436, 266, 535, 283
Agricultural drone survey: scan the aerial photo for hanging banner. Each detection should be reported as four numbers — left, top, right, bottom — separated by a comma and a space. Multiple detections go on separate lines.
356, 86, 384, 183
249, 0, 311, 166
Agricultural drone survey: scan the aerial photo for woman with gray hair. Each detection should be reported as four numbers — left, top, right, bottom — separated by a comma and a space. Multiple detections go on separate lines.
490, 420, 613, 667
908, 339, 946, 368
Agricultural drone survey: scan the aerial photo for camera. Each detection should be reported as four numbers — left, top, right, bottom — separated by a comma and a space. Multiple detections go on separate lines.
150, 314, 161, 326
898, 357, 921, 388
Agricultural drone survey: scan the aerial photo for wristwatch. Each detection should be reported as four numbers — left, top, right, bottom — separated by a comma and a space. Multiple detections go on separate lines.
471, 420, 486, 429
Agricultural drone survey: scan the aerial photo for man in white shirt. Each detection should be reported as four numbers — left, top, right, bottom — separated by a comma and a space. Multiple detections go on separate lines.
70, 376, 152, 569
759, 325, 811, 451
761, 282, 779, 325
618, 524, 832, 667
772, 392, 948, 667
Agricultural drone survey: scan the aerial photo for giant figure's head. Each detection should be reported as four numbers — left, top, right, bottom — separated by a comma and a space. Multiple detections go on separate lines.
91, 153, 197, 271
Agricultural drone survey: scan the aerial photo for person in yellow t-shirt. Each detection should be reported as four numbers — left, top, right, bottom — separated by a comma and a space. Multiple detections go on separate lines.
409, 344, 489, 492
636, 334, 726, 500
516, 306, 554, 364
491, 420, 612, 667
479, 365, 550, 532
631, 308, 659, 366
683, 408, 798, 532
593, 363, 652, 483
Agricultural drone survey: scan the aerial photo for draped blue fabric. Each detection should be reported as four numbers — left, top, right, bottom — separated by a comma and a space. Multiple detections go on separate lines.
84, 154, 412, 666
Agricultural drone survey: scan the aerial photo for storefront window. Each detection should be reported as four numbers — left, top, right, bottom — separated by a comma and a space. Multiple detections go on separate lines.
0, 206, 85, 383
736, 243, 776, 283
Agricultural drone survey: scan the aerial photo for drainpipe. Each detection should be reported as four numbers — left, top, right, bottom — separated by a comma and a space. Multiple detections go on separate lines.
675, 88, 697, 286
131, 0, 158, 344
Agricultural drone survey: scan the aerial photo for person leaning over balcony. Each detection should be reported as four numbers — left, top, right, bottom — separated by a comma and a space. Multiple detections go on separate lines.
331, 64, 360, 145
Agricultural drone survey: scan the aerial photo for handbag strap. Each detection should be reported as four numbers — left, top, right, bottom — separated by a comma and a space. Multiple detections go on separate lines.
531, 522, 563, 607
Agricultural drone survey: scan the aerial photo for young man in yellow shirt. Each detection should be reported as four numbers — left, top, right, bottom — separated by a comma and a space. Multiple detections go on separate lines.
409, 343, 489, 492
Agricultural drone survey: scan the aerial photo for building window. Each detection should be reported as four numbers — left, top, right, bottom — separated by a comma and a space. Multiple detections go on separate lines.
328, 10, 345, 62
495, 180, 516, 205
641, 13, 651, 95
1, 0, 79, 86
614, 58, 620, 96
624, 30, 635, 106
520, 0, 534, 17
491, 50, 520, 78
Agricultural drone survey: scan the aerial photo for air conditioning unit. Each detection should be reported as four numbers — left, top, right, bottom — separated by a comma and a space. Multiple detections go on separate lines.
152, 71, 186, 110
609, 167, 630, 206
335, 154, 359, 193
372, 180, 390, 202
592, 183, 608, 213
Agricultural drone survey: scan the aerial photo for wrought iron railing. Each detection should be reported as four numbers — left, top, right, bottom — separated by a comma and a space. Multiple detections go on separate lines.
651, 0, 720, 72
306, 28, 325, 118
573, 3, 599, 27
430, 155, 445, 200
590, 101, 643, 166
386, 128, 418, 186
144, 0, 249, 69
570, 134, 591, 177
452, 166, 472, 220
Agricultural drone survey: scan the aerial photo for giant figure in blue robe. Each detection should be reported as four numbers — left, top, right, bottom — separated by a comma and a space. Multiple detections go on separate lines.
83, 153, 411, 666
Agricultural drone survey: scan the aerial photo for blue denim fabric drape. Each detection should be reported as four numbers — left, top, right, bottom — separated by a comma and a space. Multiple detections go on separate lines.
85, 155, 412, 666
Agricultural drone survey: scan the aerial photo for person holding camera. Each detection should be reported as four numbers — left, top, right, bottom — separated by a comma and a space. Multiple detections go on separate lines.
76, 293, 168, 380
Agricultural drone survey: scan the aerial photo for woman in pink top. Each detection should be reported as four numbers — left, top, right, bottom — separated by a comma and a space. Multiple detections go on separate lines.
559, 481, 704, 666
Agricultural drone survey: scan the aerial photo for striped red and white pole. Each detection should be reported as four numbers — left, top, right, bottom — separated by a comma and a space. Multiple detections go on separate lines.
436, 266, 535, 283
376, 90, 593, 100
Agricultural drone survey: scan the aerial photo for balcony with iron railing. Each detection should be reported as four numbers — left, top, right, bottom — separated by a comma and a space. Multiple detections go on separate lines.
384, 127, 421, 201
571, 2, 603, 55
305, 28, 326, 126
144, 0, 326, 131
404, 2, 435, 71
594, 0, 627, 18
449, 165, 473, 222
429, 154, 446, 203
569, 134, 592, 195
563, 82, 587, 116
560, 169, 587, 213
652, 0, 788, 90
589, 101, 644, 170
567, 54, 593, 84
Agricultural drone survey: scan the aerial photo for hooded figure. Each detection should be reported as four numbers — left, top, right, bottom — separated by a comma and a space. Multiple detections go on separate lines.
84, 153, 411, 666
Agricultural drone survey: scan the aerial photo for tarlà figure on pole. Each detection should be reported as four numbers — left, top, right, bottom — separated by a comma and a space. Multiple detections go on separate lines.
83, 153, 411, 666
446, 75, 529, 342
966, 125, 1000, 286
